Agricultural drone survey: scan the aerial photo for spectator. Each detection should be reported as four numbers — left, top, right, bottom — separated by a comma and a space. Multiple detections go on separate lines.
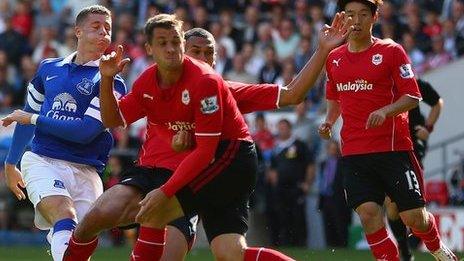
275, 60, 296, 87
252, 113, 275, 163
424, 35, 453, 72
259, 45, 281, 84
295, 37, 314, 72
213, 43, 232, 76
32, 26, 63, 63
11, 0, 33, 38
0, 14, 31, 68
273, 18, 301, 60
267, 119, 314, 246
240, 6, 259, 44
402, 32, 426, 74
225, 53, 258, 83
318, 140, 351, 247
241, 42, 264, 78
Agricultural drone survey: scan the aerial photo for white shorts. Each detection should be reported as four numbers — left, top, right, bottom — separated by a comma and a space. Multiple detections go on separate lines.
20, 151, 103, 230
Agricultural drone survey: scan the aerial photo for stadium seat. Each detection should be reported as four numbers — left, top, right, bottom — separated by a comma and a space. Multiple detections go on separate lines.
425, 181, 449, 206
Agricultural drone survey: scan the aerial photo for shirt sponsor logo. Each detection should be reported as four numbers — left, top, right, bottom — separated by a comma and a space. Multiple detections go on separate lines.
46, 93, 79, 120
336, 79, 373, 92
167, 121, 195, 131
399, 64, 414, 79
372, 53, 383, 65
200, 96, 219, 114
182, 89, 190, 105
53, 180, 65, 189
76, 78, 95, 95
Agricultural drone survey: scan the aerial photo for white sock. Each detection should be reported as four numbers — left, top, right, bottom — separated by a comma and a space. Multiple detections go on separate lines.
51, 230, 72, 261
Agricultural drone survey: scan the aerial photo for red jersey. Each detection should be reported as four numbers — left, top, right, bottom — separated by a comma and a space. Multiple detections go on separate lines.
227, 81, 280, 114
119, 57, 253, 195
325, 38, 421, 156
127, 81, 279, 171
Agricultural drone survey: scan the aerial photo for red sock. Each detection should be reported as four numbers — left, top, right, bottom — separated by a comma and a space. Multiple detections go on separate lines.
244, 247, 295, 261
62, 233, 98, 261
130, 226, 166, 261
412, 212, 441, 252
365, 227, 399, 261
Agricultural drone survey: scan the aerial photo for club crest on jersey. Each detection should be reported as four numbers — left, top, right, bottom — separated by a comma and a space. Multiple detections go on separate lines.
372, 54, 383, 65
53, 180, 65, 189
76, 78, 94, 95
399, 64, 414, 79
182, 89, 190, 105
200, 96, 219, 114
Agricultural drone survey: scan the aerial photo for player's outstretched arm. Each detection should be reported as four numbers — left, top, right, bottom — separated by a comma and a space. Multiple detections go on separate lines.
318, 100, 341, 140
2, 109, 104, 144
99, 45, 130, 128
279, 12, 353, 106
2, 105, 37, 200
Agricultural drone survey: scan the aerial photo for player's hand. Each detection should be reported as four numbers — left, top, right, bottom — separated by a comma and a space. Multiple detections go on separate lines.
318, 12, 354, 52
136, 188, 168, 223
172, 131, 193, 152
99, 45, 130, 78
4, 163, 26, 200
366, 109, 387, 129
266, 170, 279, 187
318, 122, 333, 140
415, 125, 430, 141
1, 110, 33, 127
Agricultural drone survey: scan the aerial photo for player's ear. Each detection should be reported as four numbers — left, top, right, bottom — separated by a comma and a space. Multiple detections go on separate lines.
373, 11, 379, 22
75, 26, 81, 39
145, 42, 153, 55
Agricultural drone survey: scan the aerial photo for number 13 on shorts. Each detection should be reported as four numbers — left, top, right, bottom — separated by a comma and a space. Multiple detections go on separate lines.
405, 170, 421, 196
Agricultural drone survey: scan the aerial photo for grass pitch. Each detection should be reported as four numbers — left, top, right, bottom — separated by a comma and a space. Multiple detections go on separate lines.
0, 246, 447, 260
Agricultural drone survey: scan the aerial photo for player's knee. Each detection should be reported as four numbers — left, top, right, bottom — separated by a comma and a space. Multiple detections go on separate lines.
211, 242, 244, 261
38, 196, 77, 223
356, 203, 382, 225
400, 208, 428, 230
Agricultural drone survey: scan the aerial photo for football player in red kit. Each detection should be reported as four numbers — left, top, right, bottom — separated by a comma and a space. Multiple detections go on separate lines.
319, 1, 457, 260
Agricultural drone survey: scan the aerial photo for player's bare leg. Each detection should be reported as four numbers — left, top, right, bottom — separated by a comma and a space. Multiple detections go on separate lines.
400, 207, 458, 260
356, 202, 400, 260
132, 196, 184, 261
37, 195, 78, 261
161, 227, 189, 261
385, 197, 413, 261
64, 185, 142, 261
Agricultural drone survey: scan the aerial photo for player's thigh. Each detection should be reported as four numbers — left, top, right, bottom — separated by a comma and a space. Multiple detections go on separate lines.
81, 184, 143, 229
341, 155, 385, 210
210, 233, 247, 261
20, 151, 75, 229
167, 214, 198, 250
380, 151, 426, 213
71, 164, 104, 223
141, 195, 184, 228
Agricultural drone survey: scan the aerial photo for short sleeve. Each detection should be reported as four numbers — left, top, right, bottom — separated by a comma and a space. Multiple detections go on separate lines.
325, 56, 339, 101
391, 45, 421, 100
228, 81, 280, 114
194, 75, 223, 137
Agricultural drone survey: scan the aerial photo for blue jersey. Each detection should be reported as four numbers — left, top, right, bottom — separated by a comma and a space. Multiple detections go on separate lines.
25, 53, 126, 171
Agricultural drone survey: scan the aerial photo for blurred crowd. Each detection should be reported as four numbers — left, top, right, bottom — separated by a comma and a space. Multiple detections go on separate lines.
1, 0, 464, 248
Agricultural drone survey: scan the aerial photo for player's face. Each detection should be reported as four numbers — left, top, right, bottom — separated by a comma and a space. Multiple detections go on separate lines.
185, 36, 216, 67
345, 2, 377, 42
75, 14, 112, 54
147, 27, 184, 70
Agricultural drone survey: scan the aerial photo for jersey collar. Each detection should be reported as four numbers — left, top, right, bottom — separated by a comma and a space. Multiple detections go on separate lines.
61, 52, 100, 67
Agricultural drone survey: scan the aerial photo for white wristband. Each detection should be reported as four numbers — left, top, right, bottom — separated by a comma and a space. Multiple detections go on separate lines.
30, 114, 39, 125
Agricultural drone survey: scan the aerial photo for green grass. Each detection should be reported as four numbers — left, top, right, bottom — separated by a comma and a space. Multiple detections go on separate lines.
0, 246, 453, 260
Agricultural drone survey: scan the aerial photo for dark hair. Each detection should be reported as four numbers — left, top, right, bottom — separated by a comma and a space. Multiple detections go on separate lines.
278, 119, 292, 129
338, 0, 383, 15
184, 28, 215, 43
75, 5, 111, 26
144, 14, 183, 44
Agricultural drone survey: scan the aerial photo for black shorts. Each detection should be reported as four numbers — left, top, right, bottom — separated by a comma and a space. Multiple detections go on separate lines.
176, 140, 258, 243
118, 166, 198, 247
342, 151, 425, 212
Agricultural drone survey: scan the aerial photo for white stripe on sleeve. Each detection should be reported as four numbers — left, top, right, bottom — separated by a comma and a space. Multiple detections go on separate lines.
195, 132, 222, 136
27, 94, 42, 112
28, 83, 45, 102
84, 107, 102, 122
90, 97, 100, 108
